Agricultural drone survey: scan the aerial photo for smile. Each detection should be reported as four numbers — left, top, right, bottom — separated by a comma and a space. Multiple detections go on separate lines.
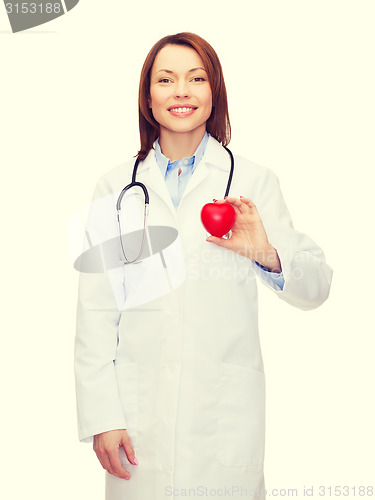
168, 107, 197, 117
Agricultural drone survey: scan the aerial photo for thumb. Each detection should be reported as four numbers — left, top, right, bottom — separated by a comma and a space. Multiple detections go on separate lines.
121, 433, 138, 466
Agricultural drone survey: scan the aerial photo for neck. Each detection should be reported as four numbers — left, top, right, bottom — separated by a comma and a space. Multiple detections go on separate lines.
158, 126, 206, 161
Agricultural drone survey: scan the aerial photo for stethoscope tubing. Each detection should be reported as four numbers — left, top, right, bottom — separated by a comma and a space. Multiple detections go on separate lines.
116, 145, 234, 263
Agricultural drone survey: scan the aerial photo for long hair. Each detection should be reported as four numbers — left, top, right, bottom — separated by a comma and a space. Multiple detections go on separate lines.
136, 32, 231, 160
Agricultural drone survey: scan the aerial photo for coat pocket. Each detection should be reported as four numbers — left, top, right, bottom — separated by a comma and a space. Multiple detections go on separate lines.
114, 361, 138, 451
216, 361, 265, 466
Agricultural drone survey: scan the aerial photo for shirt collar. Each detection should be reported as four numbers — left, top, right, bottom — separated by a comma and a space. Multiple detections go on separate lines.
154, 130, 210, 178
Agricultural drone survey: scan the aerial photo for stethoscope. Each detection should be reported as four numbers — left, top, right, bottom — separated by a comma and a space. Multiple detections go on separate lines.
116, 145, 234, 264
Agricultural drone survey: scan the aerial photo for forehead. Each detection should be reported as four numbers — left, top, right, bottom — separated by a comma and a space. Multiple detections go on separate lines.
152, 44, 205, 73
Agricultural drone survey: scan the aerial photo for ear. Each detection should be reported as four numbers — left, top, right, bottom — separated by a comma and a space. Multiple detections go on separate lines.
148, 97, 152, 108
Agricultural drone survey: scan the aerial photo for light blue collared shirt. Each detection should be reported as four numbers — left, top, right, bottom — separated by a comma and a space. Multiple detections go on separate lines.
154, 131, 210, 207
154, 132, 285, 291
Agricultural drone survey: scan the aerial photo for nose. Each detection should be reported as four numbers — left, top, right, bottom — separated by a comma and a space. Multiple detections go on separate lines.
175, 79, 190, 99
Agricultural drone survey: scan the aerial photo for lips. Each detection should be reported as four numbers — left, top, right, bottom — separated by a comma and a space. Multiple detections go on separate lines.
167, 105, 198, 111
167, 106, 198, 117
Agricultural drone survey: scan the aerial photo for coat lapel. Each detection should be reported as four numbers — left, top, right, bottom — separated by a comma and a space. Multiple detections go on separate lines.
181, 134, 231, 202
135, 147, 177, 219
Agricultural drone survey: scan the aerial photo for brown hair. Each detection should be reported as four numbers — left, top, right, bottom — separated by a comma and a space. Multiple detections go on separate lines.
136, 32, 231, 160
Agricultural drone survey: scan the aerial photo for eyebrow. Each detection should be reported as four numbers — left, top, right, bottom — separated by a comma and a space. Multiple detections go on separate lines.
155, 67, 207, 75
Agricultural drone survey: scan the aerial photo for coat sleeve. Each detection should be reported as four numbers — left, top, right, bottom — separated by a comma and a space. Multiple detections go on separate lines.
74, 176, 127, 443
251, 167, 333, 310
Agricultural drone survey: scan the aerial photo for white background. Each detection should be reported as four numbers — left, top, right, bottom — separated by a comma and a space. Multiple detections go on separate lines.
1, 1, 374, 498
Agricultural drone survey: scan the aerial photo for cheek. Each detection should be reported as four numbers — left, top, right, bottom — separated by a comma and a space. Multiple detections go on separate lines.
149, 87, 161, 107
201, 88, 213, 108
202, 92, 213, 115
150, 87, 170, 109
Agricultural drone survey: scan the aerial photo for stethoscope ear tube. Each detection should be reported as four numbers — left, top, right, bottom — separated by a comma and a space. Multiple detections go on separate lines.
116, 181, 149, 212
222, 145, 234, 198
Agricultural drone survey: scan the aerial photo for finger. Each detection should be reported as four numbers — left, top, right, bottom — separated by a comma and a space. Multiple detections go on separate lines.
107, 447, 131, 480
239, 196, 258, 211
223, 197, 250, 214
123, 440, 137, 465
95, 448, 112, 473
206, 235, 230, 247
212, 198, 242, 216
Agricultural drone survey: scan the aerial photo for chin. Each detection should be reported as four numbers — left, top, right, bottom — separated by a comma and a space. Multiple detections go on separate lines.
165, 121, 206, 135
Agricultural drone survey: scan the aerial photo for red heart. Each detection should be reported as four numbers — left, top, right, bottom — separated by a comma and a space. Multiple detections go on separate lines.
200, 203, 236, 237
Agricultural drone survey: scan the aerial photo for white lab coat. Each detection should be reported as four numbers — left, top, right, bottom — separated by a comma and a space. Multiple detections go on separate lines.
74, 134, 333, 500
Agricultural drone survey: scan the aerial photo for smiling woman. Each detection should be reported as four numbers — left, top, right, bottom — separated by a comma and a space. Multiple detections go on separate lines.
147, 44, 213, 159
74, 31, 333, 500
137, 33, 231, 162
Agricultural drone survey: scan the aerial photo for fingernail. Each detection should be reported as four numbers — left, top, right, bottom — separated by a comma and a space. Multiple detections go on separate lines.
224, 196, 228, 199
125, 477, 130, 480
134, 458, 138, 465
240, 196, 243, 198
213, 199, 217, 202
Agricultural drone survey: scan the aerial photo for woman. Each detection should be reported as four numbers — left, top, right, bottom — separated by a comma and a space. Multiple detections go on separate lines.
74, 32, 333, 500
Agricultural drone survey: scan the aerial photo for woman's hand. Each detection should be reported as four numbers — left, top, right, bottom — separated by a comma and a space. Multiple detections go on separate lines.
206, 196, 282, 273
93, 429, 137, 480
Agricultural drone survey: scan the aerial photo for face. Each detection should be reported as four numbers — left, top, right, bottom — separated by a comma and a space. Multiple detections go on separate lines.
148, 44, 213, 137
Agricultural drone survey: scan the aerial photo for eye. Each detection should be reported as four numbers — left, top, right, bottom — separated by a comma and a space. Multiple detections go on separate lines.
193, 77, 206, 82
158, 78, 171, 83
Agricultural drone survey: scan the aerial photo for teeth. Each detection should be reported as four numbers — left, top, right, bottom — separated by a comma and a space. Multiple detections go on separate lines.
169, 107, 195, 113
